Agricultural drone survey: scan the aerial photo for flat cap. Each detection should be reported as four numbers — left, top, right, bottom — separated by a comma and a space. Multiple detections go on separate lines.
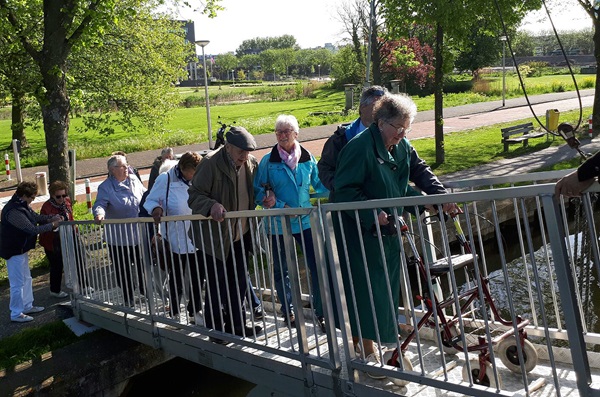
226, 126, 256, 151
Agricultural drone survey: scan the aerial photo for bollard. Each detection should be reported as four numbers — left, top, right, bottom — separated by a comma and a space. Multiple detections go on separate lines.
5, 153, 10, 180
85, 178, 92, 213
589, 115, 593, 138
344, 84, 356, 111
35, 172, 48, 196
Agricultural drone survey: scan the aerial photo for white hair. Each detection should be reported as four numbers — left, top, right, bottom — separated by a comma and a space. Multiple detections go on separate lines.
275, 114, 299, 133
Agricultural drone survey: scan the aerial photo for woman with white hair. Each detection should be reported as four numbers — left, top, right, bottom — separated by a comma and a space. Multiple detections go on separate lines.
254, 114, 329, 331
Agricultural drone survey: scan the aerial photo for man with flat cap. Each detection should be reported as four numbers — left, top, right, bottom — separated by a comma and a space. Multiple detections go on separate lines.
188, 126, 262, 340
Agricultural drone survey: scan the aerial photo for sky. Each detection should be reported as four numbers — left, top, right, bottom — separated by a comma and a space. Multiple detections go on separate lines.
187, 0, 346, 55
172, 0, 592, 56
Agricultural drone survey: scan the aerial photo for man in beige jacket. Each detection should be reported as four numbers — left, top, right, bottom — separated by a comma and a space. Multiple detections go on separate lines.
188, 126, 262, 340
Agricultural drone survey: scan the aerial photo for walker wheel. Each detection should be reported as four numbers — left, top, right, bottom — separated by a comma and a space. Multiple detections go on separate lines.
440, 324, 460, 355
497, 336, 538, 373
461, 359, 502, 389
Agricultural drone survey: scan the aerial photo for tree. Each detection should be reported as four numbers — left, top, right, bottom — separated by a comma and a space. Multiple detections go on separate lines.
236, 35, 298, 56
331, 45, 363, 88
383, 0, 541, 163
454, 27, 504, 77
380, 37, 434, 92
0, 0, 222, 184
215, 53, 238, 79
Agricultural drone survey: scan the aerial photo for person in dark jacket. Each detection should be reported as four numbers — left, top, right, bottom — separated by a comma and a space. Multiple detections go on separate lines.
39, 180, 73, 299
1, 182, 62, 322
317, 85, 387, 200
148, 147, 174, 191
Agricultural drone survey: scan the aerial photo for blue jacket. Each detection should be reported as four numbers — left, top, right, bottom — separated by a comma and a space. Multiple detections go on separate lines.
254, 144, 329, 234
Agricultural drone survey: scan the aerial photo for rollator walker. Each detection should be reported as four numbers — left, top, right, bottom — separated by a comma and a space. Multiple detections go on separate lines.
387, 215, 538, 388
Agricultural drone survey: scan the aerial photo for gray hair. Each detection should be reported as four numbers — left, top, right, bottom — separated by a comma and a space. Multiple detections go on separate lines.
275, 114, 299, 133
360, 85, 388, 107
159, 159, 178, 174
373, 94, 418, 125
161, 147, 174, 159
107, 154, 127, 172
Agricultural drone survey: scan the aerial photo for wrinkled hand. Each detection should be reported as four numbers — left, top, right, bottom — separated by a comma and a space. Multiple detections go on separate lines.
210, 202, 227, 222
555, 170, 595, 197
262, 191, 276, 209
378, 211, 389, 225
424, 203, 463, 217
151, 207, 163, 224
94, 214, 104, 224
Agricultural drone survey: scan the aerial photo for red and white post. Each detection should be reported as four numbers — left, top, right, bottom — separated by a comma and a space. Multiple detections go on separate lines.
589, 115, 594, 139
85, 178, 92, 214
4, 153, 10, 180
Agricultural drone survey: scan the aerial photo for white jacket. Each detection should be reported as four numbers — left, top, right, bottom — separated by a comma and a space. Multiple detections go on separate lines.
144, 167, 195, 254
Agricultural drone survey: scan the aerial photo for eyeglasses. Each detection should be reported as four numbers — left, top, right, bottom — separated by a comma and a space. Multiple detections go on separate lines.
275, 129, 294, 135
385, 121, 411, 135
54, 194, 68, 199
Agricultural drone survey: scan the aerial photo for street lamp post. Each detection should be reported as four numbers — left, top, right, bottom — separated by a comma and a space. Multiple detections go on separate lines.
318, 64, 321, 80
231, 70, 235, 85
500, 35, 507, 107
195, 40, 213, 149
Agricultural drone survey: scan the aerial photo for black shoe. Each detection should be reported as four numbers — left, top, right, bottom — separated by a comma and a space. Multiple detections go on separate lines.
282, 312, 295, 327
209, 336, 228, 345
253, 305, 264, 320
233, 325, 262, 337
317, 316, 326, 333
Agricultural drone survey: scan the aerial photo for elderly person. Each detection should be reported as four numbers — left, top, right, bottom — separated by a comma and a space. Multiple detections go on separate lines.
145, 152, 203, 323
93, 154, 147, 306
148, 147, 174, 191
318, 85, 387, 200
254, 114, 329, 330
188, 126, 262, 339
333, 94, 461, 375
1, 182, 62, 322
39, 181, 73, 299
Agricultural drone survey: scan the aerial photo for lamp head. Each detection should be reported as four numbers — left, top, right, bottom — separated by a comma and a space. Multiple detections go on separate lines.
195, 40, 210, 47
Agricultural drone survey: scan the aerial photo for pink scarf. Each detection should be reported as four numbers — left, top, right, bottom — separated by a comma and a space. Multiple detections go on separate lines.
277, 141, 301, 171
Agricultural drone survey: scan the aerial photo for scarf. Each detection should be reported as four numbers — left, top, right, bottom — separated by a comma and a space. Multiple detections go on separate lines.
174, 165, 191, 185
277, 141, 301, 171
49, 197, 72, 221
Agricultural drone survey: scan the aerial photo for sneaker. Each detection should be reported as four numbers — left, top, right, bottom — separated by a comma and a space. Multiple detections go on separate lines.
11, 313, 34, 323
317, 316, 326, 333
23, 306, 44, 314
194, 313, 204, 327
253, 305, 264, 320
365, 353, 387, 380
282, 312, 295, 327
50, 291, 69, 298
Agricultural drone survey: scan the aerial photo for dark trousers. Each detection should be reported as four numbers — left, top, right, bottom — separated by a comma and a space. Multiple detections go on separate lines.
108, 244, 145, 303
168, 251, 205, 316
44, 248, 63, 293
204, 239, 249, 334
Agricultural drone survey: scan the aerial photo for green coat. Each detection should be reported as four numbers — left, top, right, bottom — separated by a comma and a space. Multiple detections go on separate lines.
333, 123, 422, 343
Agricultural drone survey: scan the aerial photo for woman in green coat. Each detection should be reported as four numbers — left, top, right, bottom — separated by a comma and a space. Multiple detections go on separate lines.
333, 94, 460, 374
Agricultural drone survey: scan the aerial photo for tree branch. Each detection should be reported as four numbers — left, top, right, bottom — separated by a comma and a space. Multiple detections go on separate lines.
0, 0, 41, 62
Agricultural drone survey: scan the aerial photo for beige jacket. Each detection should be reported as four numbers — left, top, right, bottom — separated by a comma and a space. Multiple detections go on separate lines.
187, 147, 258, 262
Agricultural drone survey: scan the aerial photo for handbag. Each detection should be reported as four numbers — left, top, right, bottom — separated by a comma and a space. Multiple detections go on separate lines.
151, 173, 172, 271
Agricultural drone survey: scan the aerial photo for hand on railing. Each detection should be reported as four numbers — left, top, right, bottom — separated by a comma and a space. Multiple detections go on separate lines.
555, 170, 595, 197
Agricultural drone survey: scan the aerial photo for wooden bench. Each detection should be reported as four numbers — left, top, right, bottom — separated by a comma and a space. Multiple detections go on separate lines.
501, 122, 546, 152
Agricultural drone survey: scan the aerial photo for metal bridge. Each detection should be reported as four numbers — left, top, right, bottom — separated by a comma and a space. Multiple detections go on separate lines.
59, 169, 600, 397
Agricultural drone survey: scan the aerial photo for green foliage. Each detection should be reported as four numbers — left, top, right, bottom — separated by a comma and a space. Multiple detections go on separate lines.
331, 45, 363, 88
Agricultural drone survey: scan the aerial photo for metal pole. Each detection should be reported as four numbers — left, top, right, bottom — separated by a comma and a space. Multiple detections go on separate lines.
199, 43, 212, 149
501, 37, 506, 107
365, 0, 375, 86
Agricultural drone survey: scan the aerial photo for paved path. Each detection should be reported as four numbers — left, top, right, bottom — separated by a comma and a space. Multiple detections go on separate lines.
0, 89, 594, 212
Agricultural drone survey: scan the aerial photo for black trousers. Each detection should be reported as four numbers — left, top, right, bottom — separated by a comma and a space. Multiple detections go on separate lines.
203, 239, 250, 334
168, 251, 205, 316
44, 248, 63, 293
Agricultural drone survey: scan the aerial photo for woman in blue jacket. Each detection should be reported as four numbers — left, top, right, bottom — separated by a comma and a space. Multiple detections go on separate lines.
254, 114, 329, 331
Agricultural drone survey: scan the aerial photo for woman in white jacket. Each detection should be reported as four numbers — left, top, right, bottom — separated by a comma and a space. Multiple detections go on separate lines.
144, 151, 203, 322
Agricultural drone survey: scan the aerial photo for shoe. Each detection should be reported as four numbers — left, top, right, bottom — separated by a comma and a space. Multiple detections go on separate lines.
233, 325, 263, 337
317, 316, 326, 333
194, 313, 204, 327
283, 312, 295, 327
365, 352, 387, 380
209, 336, 228, 345
23, 306, 44, 314
253, 305, 264, 320
50, 291, 69, 298
11, 313, 34, 323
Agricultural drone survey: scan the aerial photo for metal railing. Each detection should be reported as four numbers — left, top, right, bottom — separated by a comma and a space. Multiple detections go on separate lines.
58, 177, 600, 397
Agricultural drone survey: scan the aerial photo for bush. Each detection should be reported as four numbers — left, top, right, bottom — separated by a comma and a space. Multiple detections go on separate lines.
444, 78, 474, 94
580, 77, 595, 89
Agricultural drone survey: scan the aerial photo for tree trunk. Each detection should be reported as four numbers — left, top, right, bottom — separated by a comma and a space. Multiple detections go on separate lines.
434, 23, 445, 164
10, 89, 28, 148
593, 18, 600, 136
371, 24, 381, 85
